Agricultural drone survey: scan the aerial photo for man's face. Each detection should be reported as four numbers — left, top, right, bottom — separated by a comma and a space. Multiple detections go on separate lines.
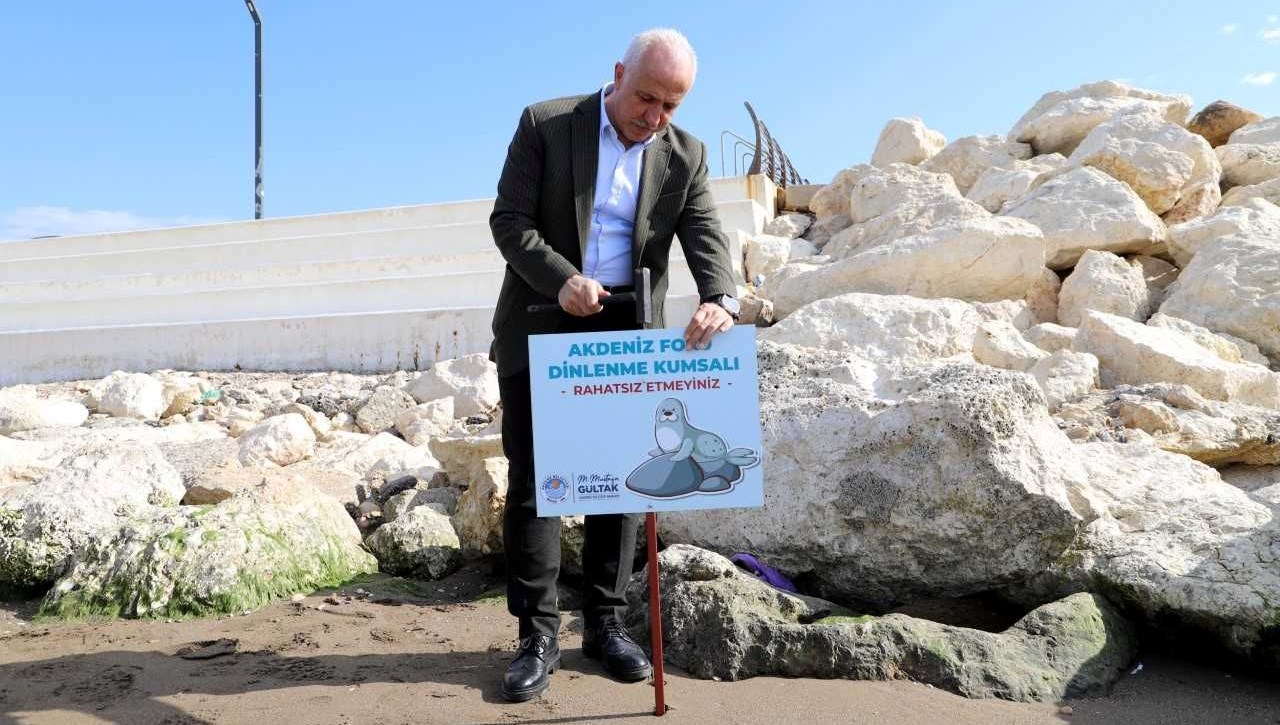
606, 48, 693, 146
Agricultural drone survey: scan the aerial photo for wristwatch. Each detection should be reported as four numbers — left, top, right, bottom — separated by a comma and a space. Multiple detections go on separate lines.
706, 294, 741, 321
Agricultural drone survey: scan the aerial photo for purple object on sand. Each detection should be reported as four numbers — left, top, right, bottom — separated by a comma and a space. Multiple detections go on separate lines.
729, 552, 798, 593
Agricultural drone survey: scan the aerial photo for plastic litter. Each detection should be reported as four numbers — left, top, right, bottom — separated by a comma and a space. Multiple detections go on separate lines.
729, 552, 798, 593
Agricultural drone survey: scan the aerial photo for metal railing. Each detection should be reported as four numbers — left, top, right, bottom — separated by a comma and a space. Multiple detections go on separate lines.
718, 102, 808, 188
745, 102, 806, 188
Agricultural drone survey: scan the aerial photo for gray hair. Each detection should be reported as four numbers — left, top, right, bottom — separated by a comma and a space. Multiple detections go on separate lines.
621, 28, 698, 80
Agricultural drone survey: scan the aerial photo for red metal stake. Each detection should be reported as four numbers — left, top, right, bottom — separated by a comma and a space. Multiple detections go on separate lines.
646, 511, 666, 716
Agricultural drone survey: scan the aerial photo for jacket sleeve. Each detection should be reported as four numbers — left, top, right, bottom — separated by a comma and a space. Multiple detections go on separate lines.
675, 140, 739, 301
489, 105, 580, 299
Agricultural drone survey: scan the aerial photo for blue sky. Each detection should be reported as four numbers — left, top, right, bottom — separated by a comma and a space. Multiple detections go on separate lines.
1, 0, 1277, 240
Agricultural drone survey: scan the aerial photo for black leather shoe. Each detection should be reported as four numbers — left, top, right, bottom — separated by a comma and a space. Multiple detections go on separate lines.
501, 634, 560, 702
582, 618, 652, 682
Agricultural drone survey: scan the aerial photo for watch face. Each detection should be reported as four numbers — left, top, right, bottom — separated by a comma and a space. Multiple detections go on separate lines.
721, 296, 741, 316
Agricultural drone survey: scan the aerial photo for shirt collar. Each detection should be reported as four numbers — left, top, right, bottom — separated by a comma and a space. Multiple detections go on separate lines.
600, 83, 658, 148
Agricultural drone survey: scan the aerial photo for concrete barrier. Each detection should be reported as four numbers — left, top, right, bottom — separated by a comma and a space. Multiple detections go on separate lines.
0, 293, 705, 386
0, 176, 773, 384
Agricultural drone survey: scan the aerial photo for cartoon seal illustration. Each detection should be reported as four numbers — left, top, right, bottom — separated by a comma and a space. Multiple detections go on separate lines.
628, 398, 760, 499
649, 397, 713, 462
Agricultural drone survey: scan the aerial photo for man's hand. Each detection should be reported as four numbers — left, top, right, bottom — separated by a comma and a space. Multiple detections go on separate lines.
557, 274, 610, 317
683, 303, 734, 350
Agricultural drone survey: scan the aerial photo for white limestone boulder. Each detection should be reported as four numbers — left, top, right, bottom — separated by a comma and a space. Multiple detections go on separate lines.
1074, 311, 1280, 408
450, 456, 509, 555
429, 433, 505, 483
0, 437, 63, 491
1160, 180, 1221, 226
0, 388, 88, 435
1216, 144, 1280, 188
1075, 137, 1192, 215
90, 371, 166, 420
973, 320, 1048, 372
1128, 255, 1179, 308
0, 443, 185, 593
789, 238, 817, 261
1064, 384, 1280, 467
279, 402, 333, 442
1057, 250, 1151, 327
1147, 313, 1270, 367
1159, 234, 1280, 365
224, 407, 265, 438
237, 413, 316, 467
871, 117, 947, 167
383, 487, 459, 523
921, 135, 1032, 194
1008, 81, 1192, 156
365, 504, 462, 580
157, 374, 206, 418
801, 213, 852, 250
1228, 117, 1280, 145
1001, 167, 1168, 269
660, 342, 1086, 606
761, 292, 980, 362
302, 431, 442, 484
1166, 198, 1280, 266
355, 385, 418, 435
10, 418, 228, 451
1025, 323, 1078, 353
762, 212, 812, 239
1023, 267, 1062, 325
1067, 108, 1221, 217
407, 354, 499, 418
809, 167, 869, 219
41, 474, 376, 618
1008, 442, 1280, 667
826, 164, 990, 259
744, 233, 793, 284
1221, 176, 1280, 208
970, 299, 1034, 331
771, 217, 1046, 318
966, 154, 1067, 212
1030, 350, 1099, 410
395, 398, 455, 447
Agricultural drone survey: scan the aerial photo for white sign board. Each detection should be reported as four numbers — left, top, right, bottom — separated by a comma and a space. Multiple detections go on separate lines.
528, 326, 763, 516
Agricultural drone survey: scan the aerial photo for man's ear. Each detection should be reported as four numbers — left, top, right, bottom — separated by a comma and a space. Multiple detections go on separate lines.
613, 62, 625, 86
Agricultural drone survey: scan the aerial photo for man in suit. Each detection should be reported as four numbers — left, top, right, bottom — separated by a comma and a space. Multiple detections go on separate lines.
489, 28, 742, 702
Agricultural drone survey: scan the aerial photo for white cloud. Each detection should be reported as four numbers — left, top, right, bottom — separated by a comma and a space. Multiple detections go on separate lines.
0, 206, 226, 242
1262, 27, 1280, 41
1269, 14, 1279, 23
1221, 23, 1238, 35
1241, 71, 1278, 86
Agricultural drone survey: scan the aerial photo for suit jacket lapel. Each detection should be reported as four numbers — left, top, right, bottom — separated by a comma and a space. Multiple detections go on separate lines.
632, 131, 671, 264
571, 94, 600, 264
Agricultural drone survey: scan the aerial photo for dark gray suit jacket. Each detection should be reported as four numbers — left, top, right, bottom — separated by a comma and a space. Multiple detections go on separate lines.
488, 91, 739, 376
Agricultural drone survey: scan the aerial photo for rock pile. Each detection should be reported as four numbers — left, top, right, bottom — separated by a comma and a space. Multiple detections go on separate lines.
716, 80, 1280, 680
0, 355, 518, 613
2, 79, 1279, 700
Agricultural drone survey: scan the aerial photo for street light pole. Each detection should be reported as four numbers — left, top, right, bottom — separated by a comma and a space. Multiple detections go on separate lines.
244, 0, 263, 219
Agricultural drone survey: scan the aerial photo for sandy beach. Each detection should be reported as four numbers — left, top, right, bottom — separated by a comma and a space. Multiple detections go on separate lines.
2, 568, 1278, 725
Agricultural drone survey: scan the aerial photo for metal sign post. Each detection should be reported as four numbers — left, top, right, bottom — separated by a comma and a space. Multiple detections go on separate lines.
646, 510, 666, 715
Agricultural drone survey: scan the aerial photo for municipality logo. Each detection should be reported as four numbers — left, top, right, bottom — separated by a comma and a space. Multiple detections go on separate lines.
541, 474, 570, 504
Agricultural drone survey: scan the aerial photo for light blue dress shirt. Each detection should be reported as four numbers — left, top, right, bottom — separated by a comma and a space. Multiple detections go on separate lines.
583, 84, 657, 286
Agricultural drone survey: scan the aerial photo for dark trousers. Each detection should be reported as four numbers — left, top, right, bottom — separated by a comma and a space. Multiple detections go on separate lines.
500, 303, 642, 639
